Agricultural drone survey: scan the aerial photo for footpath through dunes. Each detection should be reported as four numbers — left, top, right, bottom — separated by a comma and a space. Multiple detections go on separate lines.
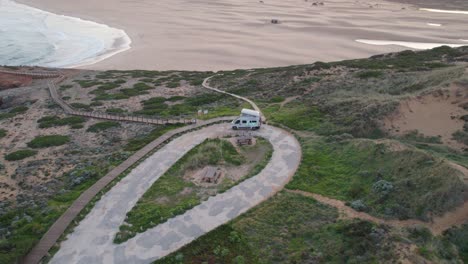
50, 123, 301, 264
202, 75, 265, 121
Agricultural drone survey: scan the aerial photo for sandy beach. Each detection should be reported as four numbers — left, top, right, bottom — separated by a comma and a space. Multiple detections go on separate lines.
16, 0, 468, 71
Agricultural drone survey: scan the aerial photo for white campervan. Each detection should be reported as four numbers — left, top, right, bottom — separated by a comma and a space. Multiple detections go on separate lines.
231, 109, 261, 130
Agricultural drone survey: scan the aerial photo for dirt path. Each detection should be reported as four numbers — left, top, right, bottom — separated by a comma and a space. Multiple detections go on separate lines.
202, 75, 266, 121
280, 96, 300, 109
287, 189, 468, 235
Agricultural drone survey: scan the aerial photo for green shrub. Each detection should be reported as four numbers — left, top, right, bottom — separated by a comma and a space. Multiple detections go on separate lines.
0, 129, 6, 139
9, 106, 28, 114
70, 103, 92, 110
90, 101, 103, 107
0, 112, 14, 120
38, 116, 85, 128
87, 121, 120, 132
166, 96, 186, 102
444, 224, 468, 263
59, 84, 73, 90
5, 149, 37, 161
70, 124, 84, 129
452, 130, 468, 145
356, 70, 384, 79
96, 83, 119, 90
166, 81, 180, 88
27, 135, 70, 148
270, 96, 285, 103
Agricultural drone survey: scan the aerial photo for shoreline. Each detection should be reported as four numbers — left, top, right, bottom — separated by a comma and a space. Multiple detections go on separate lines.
4, 0, 132, 69
13, 0, 468, 71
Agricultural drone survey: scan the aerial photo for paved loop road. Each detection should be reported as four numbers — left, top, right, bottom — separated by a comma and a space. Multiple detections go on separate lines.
51, 123, 301, 264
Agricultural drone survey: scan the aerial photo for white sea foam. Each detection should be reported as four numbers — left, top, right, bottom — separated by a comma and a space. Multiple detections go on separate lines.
0, 0, 131, 68
427, 23, 442, 27
420, 8, 468, 15
356, 39, 465, 50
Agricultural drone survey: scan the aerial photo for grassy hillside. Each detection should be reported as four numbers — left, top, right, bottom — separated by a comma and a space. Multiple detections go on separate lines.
157, 46, 468, 263
156, 191, 464, 264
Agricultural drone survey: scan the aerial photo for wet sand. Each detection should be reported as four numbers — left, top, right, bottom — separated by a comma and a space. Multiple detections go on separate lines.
16, 0, 468, 71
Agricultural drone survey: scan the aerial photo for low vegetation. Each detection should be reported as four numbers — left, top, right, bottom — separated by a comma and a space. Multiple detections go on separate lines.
4, 150, 37, 161
134, 93, 243, 118
37, 115, 86, 128
157, 191, 466, 263
0, 105, 29, 120
286, 136, 466, 221
0, 153, 130, 263
86, 121, 120, 132
444, 224, 468, 263
27, 135, 70, 148
115, 138, 273, 243
0, 129, 6, 139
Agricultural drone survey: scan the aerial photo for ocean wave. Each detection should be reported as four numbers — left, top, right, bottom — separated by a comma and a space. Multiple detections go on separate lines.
0, 0, 131, 68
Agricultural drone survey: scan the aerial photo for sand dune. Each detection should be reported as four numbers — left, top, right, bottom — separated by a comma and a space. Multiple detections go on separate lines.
16, 0, 468, 70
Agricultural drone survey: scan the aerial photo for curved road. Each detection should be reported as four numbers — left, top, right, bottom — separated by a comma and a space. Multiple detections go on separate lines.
51, 123, 301, 263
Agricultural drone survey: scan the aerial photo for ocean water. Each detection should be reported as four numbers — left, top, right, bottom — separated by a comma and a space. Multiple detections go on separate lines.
0, 0, 131, 68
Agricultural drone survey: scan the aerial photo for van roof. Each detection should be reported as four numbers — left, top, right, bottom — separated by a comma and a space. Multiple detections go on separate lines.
241, 108, 260, 117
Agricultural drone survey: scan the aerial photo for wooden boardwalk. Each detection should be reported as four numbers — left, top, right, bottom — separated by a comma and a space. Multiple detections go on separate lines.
47, 78, 195, 125
20, 116, 235, 264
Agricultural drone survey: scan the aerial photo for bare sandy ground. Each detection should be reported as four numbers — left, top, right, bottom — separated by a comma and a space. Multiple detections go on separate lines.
384, 82, 468, 150
16, 0, 468, 71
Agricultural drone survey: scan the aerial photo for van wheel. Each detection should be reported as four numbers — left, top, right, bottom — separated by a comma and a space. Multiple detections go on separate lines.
232, 126, 238, 130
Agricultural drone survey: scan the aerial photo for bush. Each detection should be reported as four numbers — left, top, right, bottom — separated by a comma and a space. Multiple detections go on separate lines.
452, 130, 468, 145
0, 129, 6, 139
356, 70, 384, 79
87, 121, 120, 132
372, 180, 394, 196
9, 106, 28, 114
27, 135, 70, 148
270, 96, 285, 103
5, 150, 37, 161
70, 103, 92, 110
38, 116, 85, 128
350, 200, 367, 212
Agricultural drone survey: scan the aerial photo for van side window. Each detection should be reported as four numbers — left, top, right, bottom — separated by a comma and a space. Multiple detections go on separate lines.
235, 120, 240, 124
242, 120, 247, 124
250, 120, 257, 123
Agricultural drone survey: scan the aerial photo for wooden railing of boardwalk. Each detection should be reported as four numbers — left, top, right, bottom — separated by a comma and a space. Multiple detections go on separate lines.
0, 69, 61, 79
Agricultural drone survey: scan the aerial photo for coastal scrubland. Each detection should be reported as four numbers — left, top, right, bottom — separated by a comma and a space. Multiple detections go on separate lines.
160, 46, 468, 263
1, 46, 468, 263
